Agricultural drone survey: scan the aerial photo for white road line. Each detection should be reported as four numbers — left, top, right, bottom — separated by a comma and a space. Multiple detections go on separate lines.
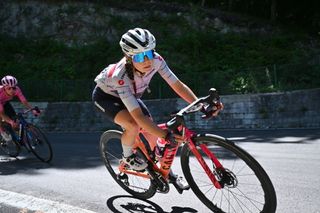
0, 189, 96, 213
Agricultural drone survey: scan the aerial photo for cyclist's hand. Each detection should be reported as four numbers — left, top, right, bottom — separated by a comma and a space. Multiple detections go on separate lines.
32, 107, 41, 116
201, 101, 224, 119
212, 101, 224, 117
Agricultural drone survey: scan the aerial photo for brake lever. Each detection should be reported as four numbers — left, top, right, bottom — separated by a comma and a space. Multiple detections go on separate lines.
201, 103, 215, 119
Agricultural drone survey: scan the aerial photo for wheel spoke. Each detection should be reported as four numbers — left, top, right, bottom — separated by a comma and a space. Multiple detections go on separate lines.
181, 136, 276, 212
100, 130, 156, 199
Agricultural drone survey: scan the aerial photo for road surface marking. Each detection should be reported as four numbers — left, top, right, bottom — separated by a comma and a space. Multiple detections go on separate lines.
0, 189, 96, 213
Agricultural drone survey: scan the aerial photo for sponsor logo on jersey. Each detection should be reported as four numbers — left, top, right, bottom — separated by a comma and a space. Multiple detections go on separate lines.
118, 80, 124, 85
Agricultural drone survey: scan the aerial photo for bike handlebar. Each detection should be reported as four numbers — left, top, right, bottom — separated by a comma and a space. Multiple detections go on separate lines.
19, 106, 40, 115
177, 88, 220, 117
166, 88, 221, 130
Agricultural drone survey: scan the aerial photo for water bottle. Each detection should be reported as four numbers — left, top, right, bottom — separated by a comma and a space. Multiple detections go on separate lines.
155, 137, 167, 159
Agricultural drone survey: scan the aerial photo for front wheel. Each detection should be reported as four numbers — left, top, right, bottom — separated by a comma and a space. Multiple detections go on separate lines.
181, 134, 277, 213
25, 124, 53, 163
100, 130, 157, 199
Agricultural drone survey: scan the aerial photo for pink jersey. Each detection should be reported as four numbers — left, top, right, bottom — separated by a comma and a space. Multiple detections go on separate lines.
0, 85, 27, 112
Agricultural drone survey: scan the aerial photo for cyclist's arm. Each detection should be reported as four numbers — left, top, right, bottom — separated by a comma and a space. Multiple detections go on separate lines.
156, 56, 197, 104
115, 78, 168, 139
21, 100, 34, 110
15, 87, 31, 109
170, 80, 198, 104
130, 108, 167, 139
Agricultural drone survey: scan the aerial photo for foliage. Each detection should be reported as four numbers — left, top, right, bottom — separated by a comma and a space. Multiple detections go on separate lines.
1, 1, 319, 101
159, 0, 320, 34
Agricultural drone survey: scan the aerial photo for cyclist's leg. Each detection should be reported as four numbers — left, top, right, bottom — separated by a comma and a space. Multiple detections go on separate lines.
115, 111, 151, 170
3, 102, 17, 120
113, 100, 156, 170
136, 99, 157, 150
114, 98, 156, 155
114, 109, 139, 156
0, 103, 15, 141
93, 88, 146, 170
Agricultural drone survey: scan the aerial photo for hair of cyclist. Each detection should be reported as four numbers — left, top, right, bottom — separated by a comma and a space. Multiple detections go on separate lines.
125, 57, 135, 81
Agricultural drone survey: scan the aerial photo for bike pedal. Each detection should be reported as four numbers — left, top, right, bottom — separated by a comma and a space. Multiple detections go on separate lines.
169, 174, 190, 194
172, 183, 184, 194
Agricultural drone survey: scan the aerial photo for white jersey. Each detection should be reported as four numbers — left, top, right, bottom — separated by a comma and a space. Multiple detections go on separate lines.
94, 52, 179, 111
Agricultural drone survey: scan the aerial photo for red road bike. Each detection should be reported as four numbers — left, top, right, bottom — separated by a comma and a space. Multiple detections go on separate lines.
100, 89, 277, 212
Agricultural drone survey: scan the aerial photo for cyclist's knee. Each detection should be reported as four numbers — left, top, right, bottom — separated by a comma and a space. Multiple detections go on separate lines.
123, 119, 139, 135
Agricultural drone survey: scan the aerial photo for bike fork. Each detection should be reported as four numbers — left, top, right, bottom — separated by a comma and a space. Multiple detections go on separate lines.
189, 141, 222, 189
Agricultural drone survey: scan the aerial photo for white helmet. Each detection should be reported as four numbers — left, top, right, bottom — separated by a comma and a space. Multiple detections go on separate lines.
1, 75, 18, 87
119, 28, 156, 56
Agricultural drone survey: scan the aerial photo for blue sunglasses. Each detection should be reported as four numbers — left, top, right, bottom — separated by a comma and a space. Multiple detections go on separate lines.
132, 50, 154, 63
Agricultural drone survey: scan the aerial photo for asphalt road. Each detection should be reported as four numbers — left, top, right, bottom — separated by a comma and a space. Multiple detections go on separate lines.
0, 129, 319, 213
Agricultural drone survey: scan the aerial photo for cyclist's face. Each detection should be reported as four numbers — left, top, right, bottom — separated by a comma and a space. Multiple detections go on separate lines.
4, 86, 16, 96
133, 56, 154, 74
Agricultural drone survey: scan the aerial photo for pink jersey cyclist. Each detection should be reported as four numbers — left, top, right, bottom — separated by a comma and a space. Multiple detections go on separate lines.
0, 75, 40, 141
0, 85, 27, 111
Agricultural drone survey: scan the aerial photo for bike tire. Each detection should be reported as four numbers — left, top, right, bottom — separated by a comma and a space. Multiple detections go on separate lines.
181, 134, 277, 213
25, 124, 53, 163
100, 130, 157, 199
0, 124, 21, 157
0, 138, 20, 157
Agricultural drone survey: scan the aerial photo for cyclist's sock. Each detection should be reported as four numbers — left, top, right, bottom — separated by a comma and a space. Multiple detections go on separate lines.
122, 144, 133, 158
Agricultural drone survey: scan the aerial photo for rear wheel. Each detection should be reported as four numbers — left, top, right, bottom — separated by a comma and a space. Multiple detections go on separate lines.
100, 130, 157, 199
181, 134, 277, 213
25, 124, 53, 163
0, 137, 20, 157
0, 124, 20, 157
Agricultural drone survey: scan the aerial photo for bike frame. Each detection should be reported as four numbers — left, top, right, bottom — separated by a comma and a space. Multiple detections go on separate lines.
6, 113, 29, 147
118, 122, 224, 189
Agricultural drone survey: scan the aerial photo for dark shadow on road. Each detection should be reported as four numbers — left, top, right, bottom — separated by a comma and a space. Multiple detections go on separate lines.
0, 132, 102, 175
0, 153, 52, 175
106, 195, 198, 213
205, 128, 320, 144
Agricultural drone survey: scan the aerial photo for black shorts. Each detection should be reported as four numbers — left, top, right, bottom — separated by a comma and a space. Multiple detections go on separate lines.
3, 102, 16, 119
92, 86, 150, 121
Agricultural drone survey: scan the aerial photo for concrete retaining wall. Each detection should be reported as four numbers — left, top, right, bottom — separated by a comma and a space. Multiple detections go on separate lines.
11, 89, 320, 131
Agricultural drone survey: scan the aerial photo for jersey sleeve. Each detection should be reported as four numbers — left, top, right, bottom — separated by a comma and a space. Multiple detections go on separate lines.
0, 104, 3, 112
15, 87, 27, 103
156, 56, 179, 85
115, 76, 140, 112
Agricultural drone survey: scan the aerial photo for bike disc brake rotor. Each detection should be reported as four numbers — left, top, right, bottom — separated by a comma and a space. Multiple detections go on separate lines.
216, 168, 238, 188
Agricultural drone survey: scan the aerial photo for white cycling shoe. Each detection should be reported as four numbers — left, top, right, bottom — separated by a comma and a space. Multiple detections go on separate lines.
174, 176, 190, 190
169, 173, 190, 193
0, 131, 12, 142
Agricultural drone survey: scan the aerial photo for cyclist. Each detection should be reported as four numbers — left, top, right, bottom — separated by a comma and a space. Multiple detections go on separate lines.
92, 28, 223, 189
0, 75, 40, 142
